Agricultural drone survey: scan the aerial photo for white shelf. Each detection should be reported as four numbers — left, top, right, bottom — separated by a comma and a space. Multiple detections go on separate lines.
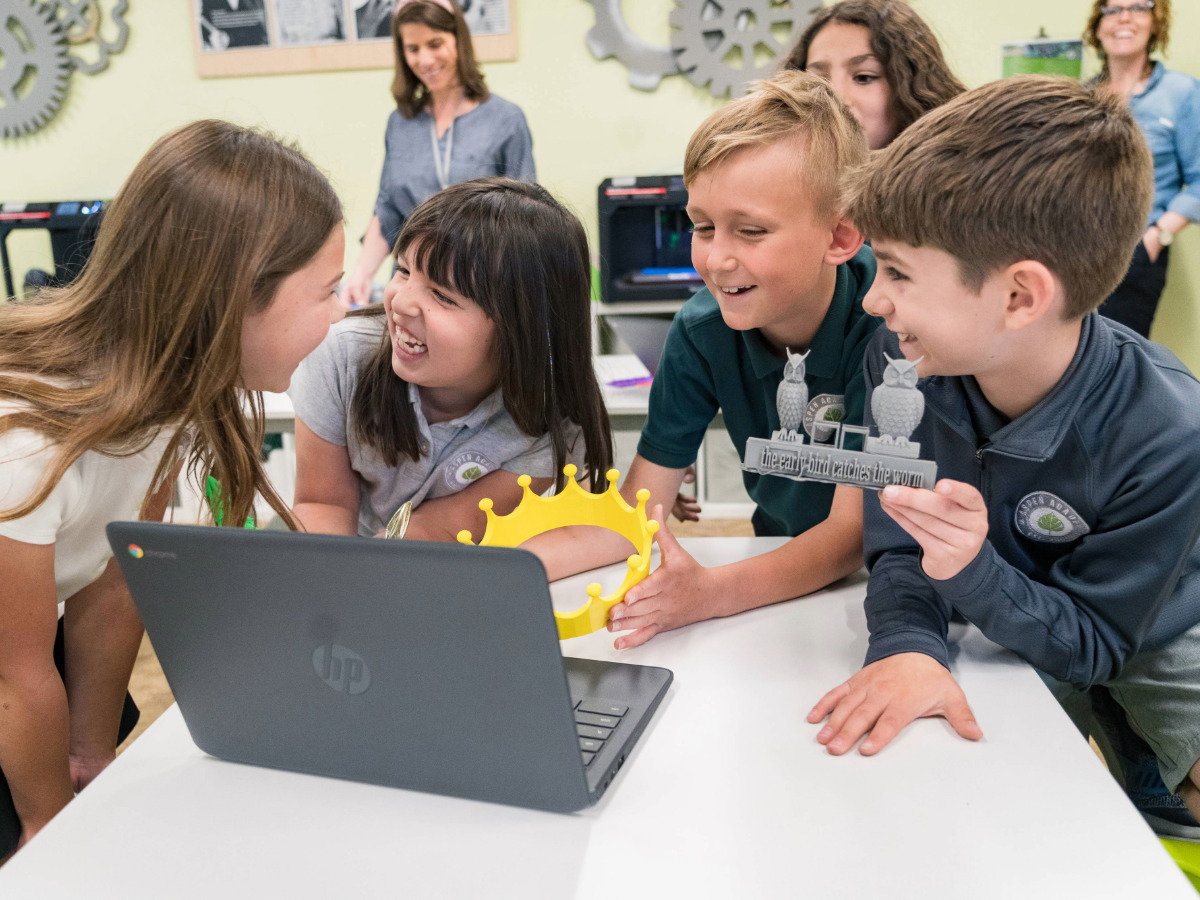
593, 300, 687, 315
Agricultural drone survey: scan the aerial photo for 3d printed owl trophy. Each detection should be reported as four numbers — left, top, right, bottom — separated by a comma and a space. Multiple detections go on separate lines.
742, 352, 938, 491
457, 466, 659, 640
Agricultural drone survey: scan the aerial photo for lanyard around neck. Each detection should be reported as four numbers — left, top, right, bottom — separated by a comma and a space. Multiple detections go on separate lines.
429, 115, 455, 190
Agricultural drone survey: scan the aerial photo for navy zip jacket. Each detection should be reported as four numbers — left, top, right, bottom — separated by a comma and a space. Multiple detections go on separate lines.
862, 315, 1200, 688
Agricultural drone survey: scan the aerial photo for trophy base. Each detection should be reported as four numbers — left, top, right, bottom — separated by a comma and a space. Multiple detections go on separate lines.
742, 435, 937, 491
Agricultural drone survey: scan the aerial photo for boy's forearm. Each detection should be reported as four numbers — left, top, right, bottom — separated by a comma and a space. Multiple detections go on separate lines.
63, 560, 144, 762
708, 514, 864, 617
0, 667, 73, 834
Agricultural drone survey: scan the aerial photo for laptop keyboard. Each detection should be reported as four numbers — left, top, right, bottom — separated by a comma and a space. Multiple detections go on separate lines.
574, 698, 629, 766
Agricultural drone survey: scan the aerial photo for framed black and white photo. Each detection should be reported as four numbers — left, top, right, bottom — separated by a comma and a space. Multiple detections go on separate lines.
191, 0, 516, 77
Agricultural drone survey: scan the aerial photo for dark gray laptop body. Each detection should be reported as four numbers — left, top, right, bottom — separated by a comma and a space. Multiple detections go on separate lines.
107, 523, 672, 813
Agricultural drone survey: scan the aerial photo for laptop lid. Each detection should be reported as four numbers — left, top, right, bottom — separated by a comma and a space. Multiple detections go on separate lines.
108, 523, 593, 813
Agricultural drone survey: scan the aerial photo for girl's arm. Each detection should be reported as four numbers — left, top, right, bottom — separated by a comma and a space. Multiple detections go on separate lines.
404, 470, 552, 543
0, 536, 73, 846
293, 418, 360, 535
61, 461, 179, 792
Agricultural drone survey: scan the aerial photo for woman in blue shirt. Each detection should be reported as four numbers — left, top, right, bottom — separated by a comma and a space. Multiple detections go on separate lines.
344, 0, 536, 307
1086, 0, 1199, 337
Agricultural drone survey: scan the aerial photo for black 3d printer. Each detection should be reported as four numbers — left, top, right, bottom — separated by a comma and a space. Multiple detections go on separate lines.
597, 175, 703, 303
0, 200, 107, 300
596, 176, 703, 372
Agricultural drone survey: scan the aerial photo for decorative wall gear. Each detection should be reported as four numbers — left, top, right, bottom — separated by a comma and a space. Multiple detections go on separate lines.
669, 0, 819, 98
0, 0, 72, 138
458, 465, 660, 639
584, 0, 680, 92
47, 0, 128, 74
48, 0, 98, 43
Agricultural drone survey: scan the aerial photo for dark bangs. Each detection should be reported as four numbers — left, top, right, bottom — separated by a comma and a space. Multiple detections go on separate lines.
351, 178, 613, 491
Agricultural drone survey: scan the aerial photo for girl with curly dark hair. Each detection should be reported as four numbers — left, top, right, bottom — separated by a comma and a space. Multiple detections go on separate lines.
783, 0, 965, 150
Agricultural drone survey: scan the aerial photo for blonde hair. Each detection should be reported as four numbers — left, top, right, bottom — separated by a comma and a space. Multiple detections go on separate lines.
843, 76, 1153, 318
683, 69, 869, 220
0, 120, 343, 529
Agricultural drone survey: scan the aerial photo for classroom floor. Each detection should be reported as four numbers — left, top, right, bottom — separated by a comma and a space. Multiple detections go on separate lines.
117, 517, 758, 753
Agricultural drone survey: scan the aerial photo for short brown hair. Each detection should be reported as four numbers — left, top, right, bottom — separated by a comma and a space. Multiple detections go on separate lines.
684, 69, 869, 221
784, 0, 966, 137
843, 76, 1153, 318
1085, 0, 1172, 67
391, 1, 488, 119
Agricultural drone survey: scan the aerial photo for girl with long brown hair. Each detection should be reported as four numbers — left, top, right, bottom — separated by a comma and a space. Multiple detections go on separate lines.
783, 0, 965, 150
342, 0, 536, 307
0, 119, 345, 856
290, 177, 613, 541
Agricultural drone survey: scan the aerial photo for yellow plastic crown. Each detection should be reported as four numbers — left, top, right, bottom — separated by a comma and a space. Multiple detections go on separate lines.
457, 465, 658, 640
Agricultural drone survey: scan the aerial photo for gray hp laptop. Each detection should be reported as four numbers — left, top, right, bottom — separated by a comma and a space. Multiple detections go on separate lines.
107, 523, 672, 813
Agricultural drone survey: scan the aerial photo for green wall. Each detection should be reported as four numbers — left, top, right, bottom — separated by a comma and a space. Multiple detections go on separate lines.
2, 0, 1198, 367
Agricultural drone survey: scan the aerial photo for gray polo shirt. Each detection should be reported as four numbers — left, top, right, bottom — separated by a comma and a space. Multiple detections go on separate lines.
375, 94, 536, 248
289, 317, 583, 537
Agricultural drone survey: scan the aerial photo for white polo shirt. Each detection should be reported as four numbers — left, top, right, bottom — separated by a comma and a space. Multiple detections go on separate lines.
0, 421, 173, 604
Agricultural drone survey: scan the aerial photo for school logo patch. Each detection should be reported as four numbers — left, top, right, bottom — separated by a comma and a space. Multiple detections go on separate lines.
1015, 492, 1090, 544
444, 451, 495, 489
803, 394, 846, 443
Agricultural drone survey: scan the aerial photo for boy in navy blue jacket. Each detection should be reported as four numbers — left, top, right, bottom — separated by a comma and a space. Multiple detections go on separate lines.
808, 76, 1200, 838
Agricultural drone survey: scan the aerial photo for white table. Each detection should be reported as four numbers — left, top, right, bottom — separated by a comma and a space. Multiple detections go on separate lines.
261, 356, 660, 435
3, 539, 1191, 898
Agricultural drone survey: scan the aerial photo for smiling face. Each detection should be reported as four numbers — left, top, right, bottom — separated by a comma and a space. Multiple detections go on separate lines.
687, 140, 840, 344
1097, 2, 1155, 60
240, 226, 345, 393
383, 249, 499, 402
400, 22, 460, 95
862, 240, 1013, 379
805, 23, 899, 151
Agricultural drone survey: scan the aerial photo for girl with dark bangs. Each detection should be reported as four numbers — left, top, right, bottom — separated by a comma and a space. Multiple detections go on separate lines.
290, 177, 613, 542
784, 0, 966, 150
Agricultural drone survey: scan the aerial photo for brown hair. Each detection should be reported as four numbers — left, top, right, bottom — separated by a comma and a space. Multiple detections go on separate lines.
843, 76, 1153, 318
0, 120, 343, 528
1085, 0, 1172, 74
784, 0, 966, 138
683, 69, 869, 221
350, 178, 613, 492
391, 0, 488, 119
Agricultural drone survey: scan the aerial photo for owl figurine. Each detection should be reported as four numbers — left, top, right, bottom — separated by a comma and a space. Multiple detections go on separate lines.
775, 348, 809, 439
871, 355, 924, 445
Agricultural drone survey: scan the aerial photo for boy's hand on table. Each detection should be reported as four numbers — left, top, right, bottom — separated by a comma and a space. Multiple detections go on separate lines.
606, 505, 724, 650
807, 653, 983, 756
671, 466, 701, 522
879, 479, 989, 581
69, 751, 114, 793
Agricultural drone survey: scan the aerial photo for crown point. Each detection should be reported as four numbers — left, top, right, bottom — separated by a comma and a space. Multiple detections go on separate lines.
517, 474, 532, 489
647, 520, 660, 534
606, 469, 620, 484
636, 488, 650, 503
586, 582, 603, 598
628, 554, 642, 568
456, 530, 474, 544
479, 498, 494, 512
563, 464, 578, 478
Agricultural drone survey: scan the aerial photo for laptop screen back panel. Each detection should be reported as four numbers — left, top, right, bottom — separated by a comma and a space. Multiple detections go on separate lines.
108, 524, 592, 813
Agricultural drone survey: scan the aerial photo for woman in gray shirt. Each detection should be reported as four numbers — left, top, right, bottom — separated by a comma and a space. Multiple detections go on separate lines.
344, 0, 536, 306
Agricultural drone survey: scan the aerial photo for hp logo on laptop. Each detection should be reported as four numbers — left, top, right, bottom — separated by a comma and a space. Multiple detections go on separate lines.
312, 643, 371, 696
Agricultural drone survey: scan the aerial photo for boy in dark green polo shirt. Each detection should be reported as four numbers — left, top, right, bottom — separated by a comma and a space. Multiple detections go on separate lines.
529, 70, 880, 647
